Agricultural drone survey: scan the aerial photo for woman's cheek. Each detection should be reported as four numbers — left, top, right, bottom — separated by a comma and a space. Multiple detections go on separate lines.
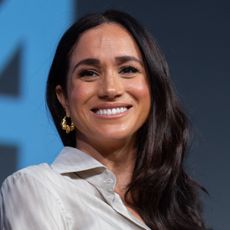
126, 78, 151, 98
68, 82, 96, 107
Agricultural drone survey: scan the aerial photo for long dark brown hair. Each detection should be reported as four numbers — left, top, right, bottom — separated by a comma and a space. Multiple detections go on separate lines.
46, 10, 206, 230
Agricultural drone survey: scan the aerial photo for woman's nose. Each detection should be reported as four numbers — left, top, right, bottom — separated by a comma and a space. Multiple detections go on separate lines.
98, 72, 124, 99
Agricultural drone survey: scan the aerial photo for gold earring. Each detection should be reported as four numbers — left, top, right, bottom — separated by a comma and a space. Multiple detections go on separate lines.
61, 116, 75, 134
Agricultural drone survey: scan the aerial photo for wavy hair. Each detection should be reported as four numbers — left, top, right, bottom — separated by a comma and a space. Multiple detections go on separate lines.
46, 10, 206, 230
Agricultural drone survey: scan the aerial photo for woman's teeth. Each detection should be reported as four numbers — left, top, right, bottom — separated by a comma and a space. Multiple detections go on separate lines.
96, 107, 128, 115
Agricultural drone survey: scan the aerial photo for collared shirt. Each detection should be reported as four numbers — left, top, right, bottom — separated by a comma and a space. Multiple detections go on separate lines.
0, 147, 150, 230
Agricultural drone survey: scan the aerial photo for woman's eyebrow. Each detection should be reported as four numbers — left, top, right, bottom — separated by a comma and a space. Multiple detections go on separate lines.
72, 58, 100, 73
71, 56, 143, 73
115, 56, 143, 66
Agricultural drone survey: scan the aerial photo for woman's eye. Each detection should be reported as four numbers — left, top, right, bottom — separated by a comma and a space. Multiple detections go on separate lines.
78, 70, 98, 79
119, 66, 139, 75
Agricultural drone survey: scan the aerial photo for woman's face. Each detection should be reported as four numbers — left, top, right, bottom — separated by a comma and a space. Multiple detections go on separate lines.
56, 23, 151, 148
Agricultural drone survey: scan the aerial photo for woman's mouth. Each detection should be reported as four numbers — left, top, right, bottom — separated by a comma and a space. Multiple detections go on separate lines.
95, 107, 128, 115
91, 105, 132, 117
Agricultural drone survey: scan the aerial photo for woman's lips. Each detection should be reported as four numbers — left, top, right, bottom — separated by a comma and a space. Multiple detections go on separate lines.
91, 104, 132, 117
95, 107, 128, 115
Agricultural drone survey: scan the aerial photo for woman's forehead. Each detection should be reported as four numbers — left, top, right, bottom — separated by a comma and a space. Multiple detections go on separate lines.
70, 23, 143, 63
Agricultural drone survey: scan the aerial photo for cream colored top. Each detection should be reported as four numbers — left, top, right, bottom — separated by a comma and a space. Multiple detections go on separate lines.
0, 147, 150, 230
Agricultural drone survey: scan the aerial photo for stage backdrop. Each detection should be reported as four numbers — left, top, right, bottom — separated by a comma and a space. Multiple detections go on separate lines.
0, 1, 229, 229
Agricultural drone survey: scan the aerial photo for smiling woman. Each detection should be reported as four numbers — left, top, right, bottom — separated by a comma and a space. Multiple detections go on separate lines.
0, 10, 207, 230
55, 23, 151, 154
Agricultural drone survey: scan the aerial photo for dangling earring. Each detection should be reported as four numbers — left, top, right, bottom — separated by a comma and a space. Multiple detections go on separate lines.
61, 116, 75, 134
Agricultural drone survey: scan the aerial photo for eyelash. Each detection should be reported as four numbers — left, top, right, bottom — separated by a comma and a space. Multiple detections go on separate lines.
119, 66, 139, 75
77, 65, 140, 80
79, 70, 98, 78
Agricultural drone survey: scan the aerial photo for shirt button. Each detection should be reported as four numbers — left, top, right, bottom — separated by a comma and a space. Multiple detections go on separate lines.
104, 178, 113, 183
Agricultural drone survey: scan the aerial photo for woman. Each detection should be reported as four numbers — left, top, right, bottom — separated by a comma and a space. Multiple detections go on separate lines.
0, 10, 206, 229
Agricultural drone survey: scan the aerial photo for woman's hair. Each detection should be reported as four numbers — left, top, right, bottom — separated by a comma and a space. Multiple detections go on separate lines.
46, 10, 206, 230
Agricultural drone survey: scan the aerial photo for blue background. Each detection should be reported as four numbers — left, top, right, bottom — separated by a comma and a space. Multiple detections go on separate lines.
0, 0, 74, 168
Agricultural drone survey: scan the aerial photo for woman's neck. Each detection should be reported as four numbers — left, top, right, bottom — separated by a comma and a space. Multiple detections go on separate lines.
76, 136, 136, 194
76, 136, 145, 224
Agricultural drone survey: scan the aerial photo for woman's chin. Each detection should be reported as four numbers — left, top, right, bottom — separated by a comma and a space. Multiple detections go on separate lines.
85, 130, 135, 149
96, 128, 134, 141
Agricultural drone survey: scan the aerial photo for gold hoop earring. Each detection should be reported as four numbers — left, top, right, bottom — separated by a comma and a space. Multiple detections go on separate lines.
61, 116, 75, 134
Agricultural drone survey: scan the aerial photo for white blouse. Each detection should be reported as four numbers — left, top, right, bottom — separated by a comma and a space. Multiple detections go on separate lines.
0, 147, 150, 230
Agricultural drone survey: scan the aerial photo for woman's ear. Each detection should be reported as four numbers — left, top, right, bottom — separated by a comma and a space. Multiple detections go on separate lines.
55, 85, 70, 116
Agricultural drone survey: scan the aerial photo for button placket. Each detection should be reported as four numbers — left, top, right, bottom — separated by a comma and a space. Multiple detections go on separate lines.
104, 178, 114, 193
102, 170, 116, 191
97, 170, 116, 204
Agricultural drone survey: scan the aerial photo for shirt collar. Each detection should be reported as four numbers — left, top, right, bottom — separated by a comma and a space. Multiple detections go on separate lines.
51, 146, 106, 174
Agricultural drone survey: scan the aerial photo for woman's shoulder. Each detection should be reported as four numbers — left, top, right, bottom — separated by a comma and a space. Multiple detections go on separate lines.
0, 164, 70, 229
3, 163, 48, 180
1, 163, 60, 193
